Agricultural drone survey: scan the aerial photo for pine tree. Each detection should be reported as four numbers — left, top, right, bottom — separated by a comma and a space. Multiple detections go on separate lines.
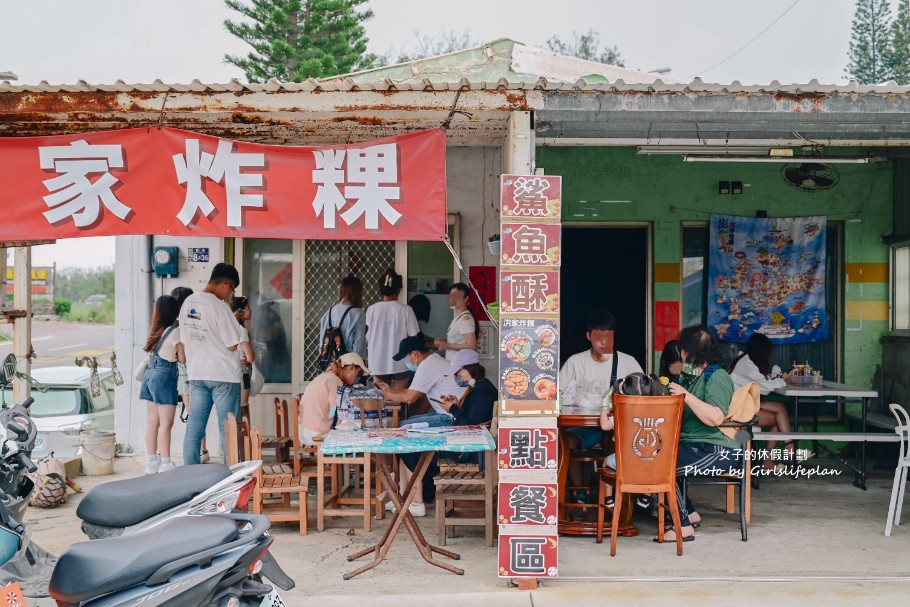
846, 0, 894, 84
887, 0, 910, 84
546, 29, 624, 67
224, 0, 374, 82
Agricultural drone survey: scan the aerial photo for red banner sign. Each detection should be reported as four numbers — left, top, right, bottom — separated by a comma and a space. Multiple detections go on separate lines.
500, 270, 560, 316
500, 222, 561, 266
0, 127, 447, 241
498, 425, 558, 471
498, 481, 559, 526
500, 175, 562, 220
498, 527, 559, 578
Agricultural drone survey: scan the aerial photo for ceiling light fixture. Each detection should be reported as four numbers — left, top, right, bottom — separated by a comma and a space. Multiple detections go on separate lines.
682, 155, 885, 164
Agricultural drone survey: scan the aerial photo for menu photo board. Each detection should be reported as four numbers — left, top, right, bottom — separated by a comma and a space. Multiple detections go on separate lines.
500, 318, 559, 415
500, 174, 562, 220
501, 222, 561, 267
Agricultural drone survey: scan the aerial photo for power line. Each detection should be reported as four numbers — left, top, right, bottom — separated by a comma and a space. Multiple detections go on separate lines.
697, 0, 803, 77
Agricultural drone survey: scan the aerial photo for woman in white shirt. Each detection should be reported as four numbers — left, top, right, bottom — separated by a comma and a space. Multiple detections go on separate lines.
729, 332, 794, 468
231, 296, 256, 422
366, 269, 419, 388
433, 283, 479, 360
139, 295, 183, 474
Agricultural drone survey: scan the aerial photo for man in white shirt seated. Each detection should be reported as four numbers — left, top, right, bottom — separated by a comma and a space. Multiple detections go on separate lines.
559, 310, 644, 500
375, 333, 466, 425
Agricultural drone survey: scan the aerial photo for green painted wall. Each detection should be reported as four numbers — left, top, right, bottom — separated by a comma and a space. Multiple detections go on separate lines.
537, 146, 893, 388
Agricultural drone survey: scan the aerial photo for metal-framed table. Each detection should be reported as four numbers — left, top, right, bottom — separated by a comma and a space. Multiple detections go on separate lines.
320, 426, 495, 579
768, 381, 879, 489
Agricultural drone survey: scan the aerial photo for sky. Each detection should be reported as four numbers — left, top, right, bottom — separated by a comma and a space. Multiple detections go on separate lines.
2, 0, 862, 267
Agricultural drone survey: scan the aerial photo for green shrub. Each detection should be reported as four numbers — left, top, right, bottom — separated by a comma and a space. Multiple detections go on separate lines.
62, 300, 114, 324
55, 299, 72, 316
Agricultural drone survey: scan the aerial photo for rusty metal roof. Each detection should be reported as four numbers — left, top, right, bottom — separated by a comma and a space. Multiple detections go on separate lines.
3, 75, 910, 95
4, 36, 910, 146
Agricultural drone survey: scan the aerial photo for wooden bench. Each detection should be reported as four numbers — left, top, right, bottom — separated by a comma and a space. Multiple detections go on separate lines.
433, 449, 496, 547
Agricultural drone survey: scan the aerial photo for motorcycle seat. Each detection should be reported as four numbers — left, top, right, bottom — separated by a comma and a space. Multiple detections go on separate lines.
49, 516, 239, 604
76, 463, 232, 527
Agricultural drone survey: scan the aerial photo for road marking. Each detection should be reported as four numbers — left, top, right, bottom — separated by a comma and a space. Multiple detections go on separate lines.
48, 343, 88, 352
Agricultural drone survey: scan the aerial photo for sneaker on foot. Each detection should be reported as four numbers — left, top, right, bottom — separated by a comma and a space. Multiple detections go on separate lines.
384, 500, 395, 512
388, 502, 427, 517
200, 450, 210, 464
158, 461, 177, 473
144, 458, 160, 475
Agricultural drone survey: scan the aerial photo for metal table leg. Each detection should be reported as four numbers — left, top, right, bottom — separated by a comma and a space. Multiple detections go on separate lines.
344, 452, 463, 579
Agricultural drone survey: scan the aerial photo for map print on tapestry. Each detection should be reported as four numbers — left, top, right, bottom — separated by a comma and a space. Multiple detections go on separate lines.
708, 214, 827, 344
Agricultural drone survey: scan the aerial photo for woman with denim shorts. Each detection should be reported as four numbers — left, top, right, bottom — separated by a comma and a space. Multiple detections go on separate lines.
139, 295, 183, 474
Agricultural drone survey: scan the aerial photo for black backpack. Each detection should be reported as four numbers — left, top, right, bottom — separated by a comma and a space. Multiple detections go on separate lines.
319, 306, 353, 371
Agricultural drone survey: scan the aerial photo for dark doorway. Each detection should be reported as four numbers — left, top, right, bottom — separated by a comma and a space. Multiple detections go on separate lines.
560, 226, 649, 369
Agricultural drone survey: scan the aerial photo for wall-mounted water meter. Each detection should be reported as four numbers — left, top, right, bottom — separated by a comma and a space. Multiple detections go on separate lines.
152, 246, 179, 277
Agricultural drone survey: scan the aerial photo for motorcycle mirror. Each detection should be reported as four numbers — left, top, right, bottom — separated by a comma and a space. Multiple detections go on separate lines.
0, 355, 15, 387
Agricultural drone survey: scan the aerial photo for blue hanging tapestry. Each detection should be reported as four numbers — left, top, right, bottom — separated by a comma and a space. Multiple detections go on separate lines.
708, 214, 827, 344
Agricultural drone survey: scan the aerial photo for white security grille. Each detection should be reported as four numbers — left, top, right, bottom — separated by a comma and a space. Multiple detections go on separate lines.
303, 240, 395, 380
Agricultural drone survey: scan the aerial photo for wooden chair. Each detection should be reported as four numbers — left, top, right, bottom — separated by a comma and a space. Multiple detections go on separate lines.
260, 397, 292, 464
250, 425, 315, 535
434, 448, 497, 547
597, 393, 686, 556
290, 397, 319, 474
225, 413, 249, 467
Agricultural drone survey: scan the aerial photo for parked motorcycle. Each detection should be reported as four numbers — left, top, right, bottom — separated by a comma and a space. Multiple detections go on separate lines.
0, 354, 294, 605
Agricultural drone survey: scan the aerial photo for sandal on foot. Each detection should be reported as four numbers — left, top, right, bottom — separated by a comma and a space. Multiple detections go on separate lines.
654, 526, 695, 543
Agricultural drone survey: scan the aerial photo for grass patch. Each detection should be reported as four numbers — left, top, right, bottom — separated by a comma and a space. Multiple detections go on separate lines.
63, 300, 115, 324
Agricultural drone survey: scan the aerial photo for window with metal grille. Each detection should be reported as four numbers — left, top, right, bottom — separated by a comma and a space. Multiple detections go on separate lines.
303, 240, 395, 381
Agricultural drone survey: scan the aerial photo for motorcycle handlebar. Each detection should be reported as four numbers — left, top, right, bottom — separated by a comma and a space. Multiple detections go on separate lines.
16, 452, 35, 474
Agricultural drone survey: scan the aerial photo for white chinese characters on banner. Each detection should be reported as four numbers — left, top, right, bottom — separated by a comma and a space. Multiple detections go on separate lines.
174, 140, 265, 228
39, 140, 132, 227
311, 143, 402, 230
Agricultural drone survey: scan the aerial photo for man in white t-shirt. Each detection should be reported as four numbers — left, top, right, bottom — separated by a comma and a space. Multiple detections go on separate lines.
375, 334, 466, 424
559, 310, 644, 497
180, 263, 243, 465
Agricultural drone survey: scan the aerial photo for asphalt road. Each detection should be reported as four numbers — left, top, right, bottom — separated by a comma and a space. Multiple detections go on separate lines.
0, 321, 115, 369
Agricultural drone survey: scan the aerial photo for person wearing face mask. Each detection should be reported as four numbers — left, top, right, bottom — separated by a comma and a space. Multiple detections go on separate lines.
388, 349, 494, 516
375, 334, 466, 425
662, 324, 743, 544
297, 353, 370, 446
559, 310, 644, 501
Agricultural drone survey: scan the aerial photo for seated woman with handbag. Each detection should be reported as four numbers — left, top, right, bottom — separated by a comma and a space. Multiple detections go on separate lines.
392, 349, 496, 517
663, 325, 743, 543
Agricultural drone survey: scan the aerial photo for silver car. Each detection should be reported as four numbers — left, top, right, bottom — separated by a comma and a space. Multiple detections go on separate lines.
15, 366, 116, 460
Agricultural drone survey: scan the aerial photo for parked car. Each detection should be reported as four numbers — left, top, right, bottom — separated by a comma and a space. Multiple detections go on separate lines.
7, 366, 116, 461
84, 294, 108, 305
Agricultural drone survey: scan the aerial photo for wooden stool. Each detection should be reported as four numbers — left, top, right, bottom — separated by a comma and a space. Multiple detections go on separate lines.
251, 425, 315, 535
434, 450, 497, 547
260, 397, 292, 464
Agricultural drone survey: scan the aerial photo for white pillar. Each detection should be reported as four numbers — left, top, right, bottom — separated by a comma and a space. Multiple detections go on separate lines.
12, 247, 31, 403
503, 111, 534, 174
114, 235, 153, 453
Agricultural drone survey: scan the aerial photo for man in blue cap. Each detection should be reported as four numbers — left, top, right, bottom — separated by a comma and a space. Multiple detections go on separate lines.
375, 333, 465, 424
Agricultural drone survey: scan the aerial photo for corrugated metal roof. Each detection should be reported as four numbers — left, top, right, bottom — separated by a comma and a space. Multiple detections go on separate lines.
3, 76, 910, 95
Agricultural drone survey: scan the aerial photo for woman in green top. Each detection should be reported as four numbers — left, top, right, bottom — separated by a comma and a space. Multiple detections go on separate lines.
663, 325, 742, 543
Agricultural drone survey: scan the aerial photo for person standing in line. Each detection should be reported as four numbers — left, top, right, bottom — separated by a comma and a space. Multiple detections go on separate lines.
180, 263, 243, 465
231, 296, 256, 423
140, 295, 183, 474
319, 275, 367, 360
365, 269, 419, 389
433, 283, 479, 360
170, 286, 201, 459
